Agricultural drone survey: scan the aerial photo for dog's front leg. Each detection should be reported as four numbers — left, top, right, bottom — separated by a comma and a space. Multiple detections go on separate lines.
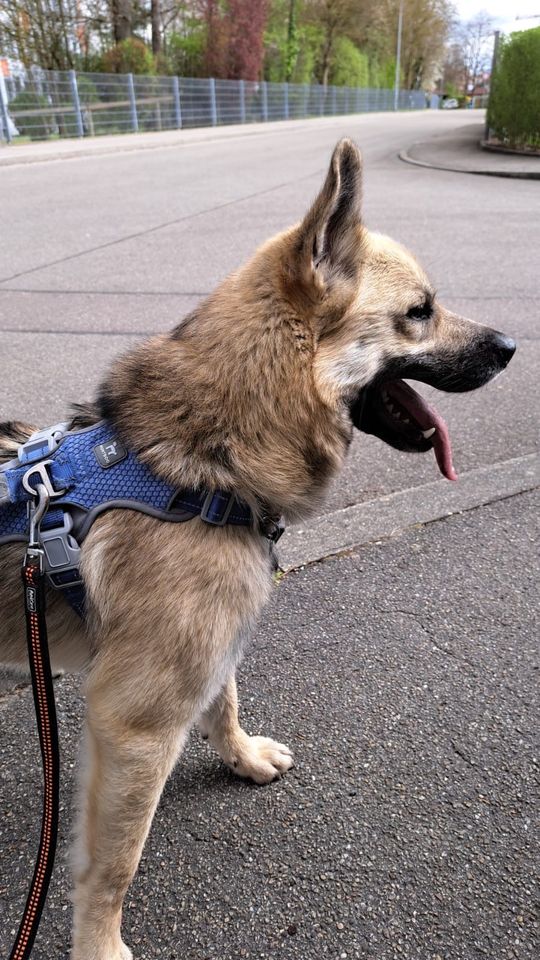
71, 671, 189, 960
199, 674, 293, 784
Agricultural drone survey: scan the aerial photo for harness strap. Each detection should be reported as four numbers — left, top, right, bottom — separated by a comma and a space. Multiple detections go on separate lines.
9, 548, 60, 960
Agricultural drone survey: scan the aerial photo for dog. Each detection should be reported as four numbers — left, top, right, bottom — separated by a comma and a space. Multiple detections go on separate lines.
0, 139, 515, 959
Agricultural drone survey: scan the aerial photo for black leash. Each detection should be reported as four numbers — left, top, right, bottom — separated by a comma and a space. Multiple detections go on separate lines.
9, 484, 60, 960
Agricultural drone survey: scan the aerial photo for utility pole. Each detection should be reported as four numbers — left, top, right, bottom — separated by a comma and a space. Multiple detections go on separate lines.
394, 0, 404, 111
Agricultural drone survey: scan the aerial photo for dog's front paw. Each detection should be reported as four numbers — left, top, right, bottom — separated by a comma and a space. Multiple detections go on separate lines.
229, 734, 294, 784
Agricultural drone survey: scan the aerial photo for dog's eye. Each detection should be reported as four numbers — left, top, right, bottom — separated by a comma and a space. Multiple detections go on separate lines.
406, 301, 432, 322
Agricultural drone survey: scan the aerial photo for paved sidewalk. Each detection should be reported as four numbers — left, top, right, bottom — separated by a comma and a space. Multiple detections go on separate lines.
400, 118, 540, 178
1, 491, 538, 959
0, 113, 427, 167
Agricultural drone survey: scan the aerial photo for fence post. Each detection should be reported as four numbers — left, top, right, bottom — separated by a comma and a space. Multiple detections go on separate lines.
261, 81, 268, 121
303, 83, 309, 116
0, 75, 11, 144
69, 70, 84, 138
127, 73, 138, 132
319, 85, 324, 116
283, 82, 289, 120
332, 85, 337, 115
239, 78, 246, 124
172, 76, 182, 128
209, 78, 217, 126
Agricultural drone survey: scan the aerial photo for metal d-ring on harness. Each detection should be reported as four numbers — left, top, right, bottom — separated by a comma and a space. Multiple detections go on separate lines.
9, 480, 60, 960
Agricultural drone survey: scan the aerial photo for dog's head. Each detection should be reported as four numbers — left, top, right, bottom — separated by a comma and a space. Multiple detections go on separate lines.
285, 139, 516, 480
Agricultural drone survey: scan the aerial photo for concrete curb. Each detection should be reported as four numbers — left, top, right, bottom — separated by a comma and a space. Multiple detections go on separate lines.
399, 145, 540, 180
481, 139, 540, 158
279, 452, 540, 571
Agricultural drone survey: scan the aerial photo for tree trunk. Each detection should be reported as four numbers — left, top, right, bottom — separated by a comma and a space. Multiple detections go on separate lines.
111, 0, 132, 44
151, 0, 161, 56
285, 0, 297, 82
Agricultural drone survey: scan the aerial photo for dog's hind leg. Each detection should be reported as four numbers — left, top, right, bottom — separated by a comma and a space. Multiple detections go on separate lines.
199, 674, 293, 785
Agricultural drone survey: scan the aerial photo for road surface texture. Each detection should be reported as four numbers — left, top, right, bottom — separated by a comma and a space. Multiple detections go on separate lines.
1, 111, 538, 959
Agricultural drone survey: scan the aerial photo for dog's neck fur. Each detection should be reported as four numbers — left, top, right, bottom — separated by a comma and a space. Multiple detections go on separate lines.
97, 234, 353, 522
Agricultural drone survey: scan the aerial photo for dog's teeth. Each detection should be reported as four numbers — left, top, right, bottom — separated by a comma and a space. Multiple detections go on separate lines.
422, 427, 436, 439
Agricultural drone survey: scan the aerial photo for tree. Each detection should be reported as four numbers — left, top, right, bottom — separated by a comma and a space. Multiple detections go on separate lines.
329, 36, 369, 87
379, 0, 455, 90
285, 0, 300, 81
305, 0, 359, 86
0, 0, 82, 69
201, 0, 269, 80
227, 0, 269, 80
457, 11, 493, 95
110, 0, 133, 43
151, 0, 161, 55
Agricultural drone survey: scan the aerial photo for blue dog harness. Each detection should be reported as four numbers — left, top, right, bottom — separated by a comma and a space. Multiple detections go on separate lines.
0, 420, 281, 619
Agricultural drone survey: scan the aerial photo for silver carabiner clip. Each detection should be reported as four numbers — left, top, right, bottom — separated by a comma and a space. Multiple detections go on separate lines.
28, 483, 51, 550
23, 460, 66, 500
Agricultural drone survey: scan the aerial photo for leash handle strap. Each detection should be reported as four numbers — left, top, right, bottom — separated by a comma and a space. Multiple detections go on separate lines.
9, 551, 60, 960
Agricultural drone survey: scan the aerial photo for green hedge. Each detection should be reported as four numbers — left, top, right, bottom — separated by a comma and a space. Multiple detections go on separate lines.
488, 27, 540, 149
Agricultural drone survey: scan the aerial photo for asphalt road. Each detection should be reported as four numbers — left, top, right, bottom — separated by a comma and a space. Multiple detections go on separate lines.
0, 113, 538, 959
1, 492, 538, 959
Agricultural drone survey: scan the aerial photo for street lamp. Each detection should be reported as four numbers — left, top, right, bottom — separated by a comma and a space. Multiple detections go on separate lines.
394, 0, 404, 111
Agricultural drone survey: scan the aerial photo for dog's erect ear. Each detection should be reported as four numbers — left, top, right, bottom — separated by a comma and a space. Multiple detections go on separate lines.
296, 138, 363, 289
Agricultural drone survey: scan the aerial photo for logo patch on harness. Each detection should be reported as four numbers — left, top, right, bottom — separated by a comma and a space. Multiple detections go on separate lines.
93, 439, 128, 469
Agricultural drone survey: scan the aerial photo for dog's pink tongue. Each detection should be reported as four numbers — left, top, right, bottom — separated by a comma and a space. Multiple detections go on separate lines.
387, 380, 458, 482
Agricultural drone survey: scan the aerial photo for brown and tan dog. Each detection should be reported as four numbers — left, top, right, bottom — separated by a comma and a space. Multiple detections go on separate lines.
0, 140, 515, 959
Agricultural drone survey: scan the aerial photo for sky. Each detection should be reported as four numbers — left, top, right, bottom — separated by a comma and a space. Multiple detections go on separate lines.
454, 1, 540, 32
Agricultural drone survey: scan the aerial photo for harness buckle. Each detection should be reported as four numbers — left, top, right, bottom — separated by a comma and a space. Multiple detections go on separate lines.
39, 509, 83, 589
18, 422, 69, 466
200, 491, 236, 526
22, 460, 67, 501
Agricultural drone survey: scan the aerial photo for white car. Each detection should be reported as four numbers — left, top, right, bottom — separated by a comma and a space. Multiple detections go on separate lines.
442, 98, 459, 109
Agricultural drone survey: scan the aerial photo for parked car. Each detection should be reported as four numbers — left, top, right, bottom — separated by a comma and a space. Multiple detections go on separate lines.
441, 98, 459, 110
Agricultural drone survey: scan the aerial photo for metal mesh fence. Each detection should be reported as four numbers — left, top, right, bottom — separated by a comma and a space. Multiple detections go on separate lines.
0, 67, 435, 144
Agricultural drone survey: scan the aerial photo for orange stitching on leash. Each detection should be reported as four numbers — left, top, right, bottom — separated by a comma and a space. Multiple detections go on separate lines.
10, 564, 58, 960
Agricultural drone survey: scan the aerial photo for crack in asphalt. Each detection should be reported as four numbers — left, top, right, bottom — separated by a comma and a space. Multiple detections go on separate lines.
0, 169, 323, 286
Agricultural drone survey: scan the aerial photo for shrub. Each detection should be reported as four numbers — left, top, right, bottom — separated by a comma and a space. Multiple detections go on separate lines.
487, 27, 540, 148
330, 38, 369, 88
166, 29, 207, 77
101, 38, 156, 75
9, 89, 54, 139
369, 56, 397, 89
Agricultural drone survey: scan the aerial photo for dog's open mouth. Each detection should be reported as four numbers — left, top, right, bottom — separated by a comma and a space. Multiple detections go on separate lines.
351, 379, 457, 481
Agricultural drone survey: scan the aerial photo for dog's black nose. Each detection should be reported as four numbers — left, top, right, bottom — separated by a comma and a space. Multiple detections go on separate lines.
492, 332, 516, 368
